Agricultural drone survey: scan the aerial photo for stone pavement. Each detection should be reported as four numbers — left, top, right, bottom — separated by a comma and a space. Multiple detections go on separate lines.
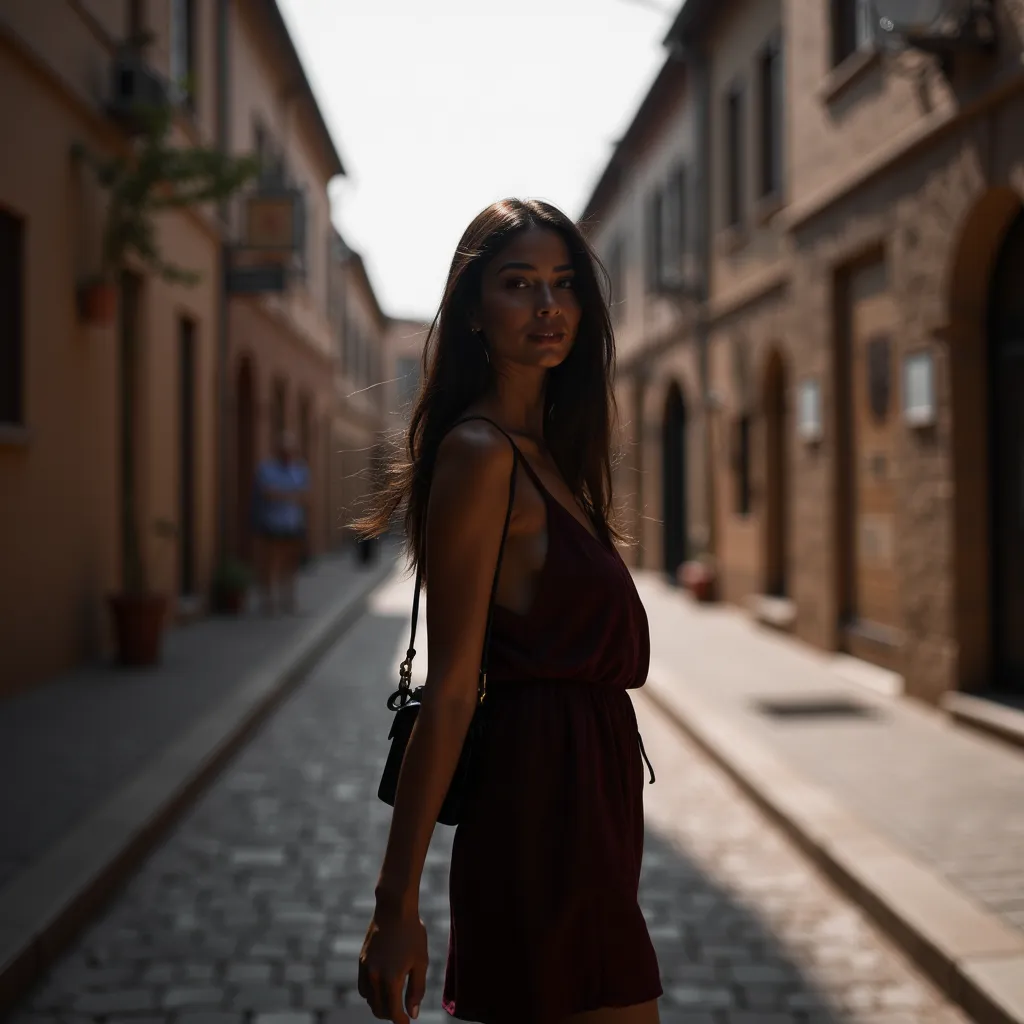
636, 572, 1024, 939
0, 544, 395, 894
8, 571, 970, 1023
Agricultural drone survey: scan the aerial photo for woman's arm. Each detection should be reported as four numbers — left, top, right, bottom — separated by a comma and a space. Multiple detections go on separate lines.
359, 423, 514, 1021
374, 423, 515, 915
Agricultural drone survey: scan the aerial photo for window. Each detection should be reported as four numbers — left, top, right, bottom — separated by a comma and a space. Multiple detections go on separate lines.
725, 82, 745, 229
606, 238, 625, 321
169, 0, 196, 109
271, 378, 286, 446
396, 356, 420, 408
0, 210, 24, 426
735, 414, 752, 515
645, 187, 664, 292
831, 0, 873, 66
127, 0, 146, 41
665, 162, 689, 279
758, 35, 784, 199
253, 118, 268, 178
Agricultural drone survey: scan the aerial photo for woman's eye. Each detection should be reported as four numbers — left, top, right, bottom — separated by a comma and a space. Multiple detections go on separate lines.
505, 278, 529, 289
557, 278, 575, 289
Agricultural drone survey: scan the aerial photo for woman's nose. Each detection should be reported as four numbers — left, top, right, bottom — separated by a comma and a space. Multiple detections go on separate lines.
535, 284, 560, 315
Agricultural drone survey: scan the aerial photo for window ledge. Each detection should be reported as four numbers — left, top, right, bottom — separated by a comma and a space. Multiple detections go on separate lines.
717, 223, 750, 257
817, 47, 882, 105
0, 424, 32, 449
754, 191, 785, 227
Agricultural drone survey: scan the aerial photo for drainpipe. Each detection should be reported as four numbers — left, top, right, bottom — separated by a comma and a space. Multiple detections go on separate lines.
687, 40, 717, 568
215, 0, 231, 564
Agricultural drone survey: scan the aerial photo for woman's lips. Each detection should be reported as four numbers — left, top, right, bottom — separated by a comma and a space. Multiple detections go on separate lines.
528, 331, 566, 343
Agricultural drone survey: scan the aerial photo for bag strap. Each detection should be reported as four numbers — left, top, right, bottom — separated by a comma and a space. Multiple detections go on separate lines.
390, 417, 519, 710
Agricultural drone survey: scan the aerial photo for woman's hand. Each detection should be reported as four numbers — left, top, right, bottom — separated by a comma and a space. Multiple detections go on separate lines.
358, 907, 428, 1022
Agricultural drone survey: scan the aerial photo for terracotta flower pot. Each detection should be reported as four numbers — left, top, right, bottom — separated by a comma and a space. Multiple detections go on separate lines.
78, 279, 118, 326
214, 586, 246, 615
107, 592, 168, 666
679, 560, 717, 603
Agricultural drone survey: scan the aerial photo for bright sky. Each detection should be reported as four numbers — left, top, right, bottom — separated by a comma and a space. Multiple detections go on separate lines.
275, 0, 677, 321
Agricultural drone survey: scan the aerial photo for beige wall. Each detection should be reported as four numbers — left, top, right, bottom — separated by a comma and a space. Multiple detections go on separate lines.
586, 63, 705, 569
0, 2, 221, 695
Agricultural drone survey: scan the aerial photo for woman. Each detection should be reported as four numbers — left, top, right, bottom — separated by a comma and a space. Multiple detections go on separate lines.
357, 199, 662, 1023
252, 430, 311, 614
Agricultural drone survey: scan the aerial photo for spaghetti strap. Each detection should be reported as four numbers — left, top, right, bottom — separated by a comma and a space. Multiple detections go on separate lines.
443, 418, 662, 1021
453, 415, 549, 494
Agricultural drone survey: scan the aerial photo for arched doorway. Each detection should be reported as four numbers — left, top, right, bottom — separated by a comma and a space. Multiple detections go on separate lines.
236, 358, 256, 561
298, 394, 313, 563
662, 383, 688, 578
763, 349, 788, 597
989, 209, 1024, 692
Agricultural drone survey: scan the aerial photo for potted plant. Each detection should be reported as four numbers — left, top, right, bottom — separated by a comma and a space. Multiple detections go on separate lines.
679, 548, 718, 603
75, 95, 257, 666
212, 557, 253, 615
77, 273, 119, 326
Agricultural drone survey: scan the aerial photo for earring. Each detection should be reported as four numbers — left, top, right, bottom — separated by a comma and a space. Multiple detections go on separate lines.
473, 326, 489, 364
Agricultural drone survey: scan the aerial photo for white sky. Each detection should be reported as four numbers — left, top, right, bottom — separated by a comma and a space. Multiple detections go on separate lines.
275, 0, 677, 321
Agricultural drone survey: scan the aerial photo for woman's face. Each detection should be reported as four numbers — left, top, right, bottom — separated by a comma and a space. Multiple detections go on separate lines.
473, 226, 582, 372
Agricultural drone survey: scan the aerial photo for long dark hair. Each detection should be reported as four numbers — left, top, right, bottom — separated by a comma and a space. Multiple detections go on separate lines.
356, 198, 621, 572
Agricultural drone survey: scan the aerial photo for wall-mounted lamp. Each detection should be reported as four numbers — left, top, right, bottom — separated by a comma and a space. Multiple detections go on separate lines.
903, 350, 936, 427
797, 378, 823, 444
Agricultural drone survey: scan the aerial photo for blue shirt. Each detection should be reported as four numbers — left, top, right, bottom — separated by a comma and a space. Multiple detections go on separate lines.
253, 458, 310, 533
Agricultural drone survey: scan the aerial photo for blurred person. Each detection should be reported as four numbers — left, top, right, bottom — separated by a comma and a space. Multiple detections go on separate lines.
355, 199, 662, 1023
252, 430, 310, 614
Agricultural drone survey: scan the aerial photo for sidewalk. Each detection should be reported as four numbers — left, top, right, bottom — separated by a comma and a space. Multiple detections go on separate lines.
0, 543, 398, 1012
637, 571, 1024, 1024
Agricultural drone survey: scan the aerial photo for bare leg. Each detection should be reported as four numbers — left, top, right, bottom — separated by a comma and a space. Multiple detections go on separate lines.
267, 539, 289, 614
564, 1000, 661, 1024
257, 537, 275, 615
281, 538, 300, 613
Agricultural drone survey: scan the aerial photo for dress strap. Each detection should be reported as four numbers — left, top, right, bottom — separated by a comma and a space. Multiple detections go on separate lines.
453, 416, 550, 495
637, 730, 656, 785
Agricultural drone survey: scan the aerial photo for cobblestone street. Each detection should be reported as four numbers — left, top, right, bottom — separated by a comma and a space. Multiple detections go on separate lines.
10, 574, 972, 1024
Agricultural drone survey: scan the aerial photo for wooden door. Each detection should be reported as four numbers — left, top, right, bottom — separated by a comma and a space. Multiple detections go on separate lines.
844, 259, 902, 646
990, 212, 1024, 691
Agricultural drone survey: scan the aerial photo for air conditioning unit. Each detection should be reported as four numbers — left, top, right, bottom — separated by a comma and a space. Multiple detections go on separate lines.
108, 48, 169, 133
870, 0, 995, 53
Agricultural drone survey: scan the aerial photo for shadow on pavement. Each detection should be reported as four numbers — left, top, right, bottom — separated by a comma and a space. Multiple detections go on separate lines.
8, 583, 869, 1024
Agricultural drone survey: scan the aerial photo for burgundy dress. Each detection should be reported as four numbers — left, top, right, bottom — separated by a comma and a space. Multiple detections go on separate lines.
442, 426, 663, 1023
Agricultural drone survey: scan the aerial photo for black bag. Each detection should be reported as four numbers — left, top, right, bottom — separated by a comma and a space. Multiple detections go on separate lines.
377, 433, 518, 827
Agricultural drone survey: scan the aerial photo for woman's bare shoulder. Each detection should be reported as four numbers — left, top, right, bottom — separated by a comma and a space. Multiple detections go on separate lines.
433, 419, 515, 497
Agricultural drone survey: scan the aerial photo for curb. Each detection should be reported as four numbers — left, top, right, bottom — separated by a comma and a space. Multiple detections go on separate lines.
640, 672, 1024, 1024
0, 557, 397, 1016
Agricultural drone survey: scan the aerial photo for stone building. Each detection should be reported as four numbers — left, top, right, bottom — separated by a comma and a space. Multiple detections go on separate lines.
328, 235, 391, 547
0, 1, 388, 695
0, 1, 227, 694
222, 0, 354, 567
584, 0, 1024, 705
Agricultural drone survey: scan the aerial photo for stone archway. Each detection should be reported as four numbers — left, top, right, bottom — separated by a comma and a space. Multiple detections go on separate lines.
662, 382, 688, 578
762, 348, 788, 598
946, 186, 1024, 691
235, 357, 256, 562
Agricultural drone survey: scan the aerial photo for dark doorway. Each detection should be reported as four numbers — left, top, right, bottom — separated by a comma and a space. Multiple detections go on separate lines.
178, 319, 197, 597
236, 359, 256, 562
662, 384, 688, 578
764, 351, 788, 597
118, 272, 143, 591
299, 394, 313, 563
988, 209, 1024, 693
